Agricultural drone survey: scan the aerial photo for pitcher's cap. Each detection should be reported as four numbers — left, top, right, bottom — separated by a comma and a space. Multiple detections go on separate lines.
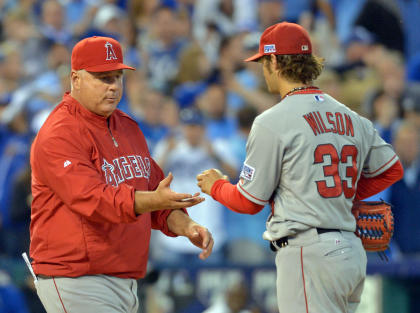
244, 22, 312, 62
71, 36, 135, 72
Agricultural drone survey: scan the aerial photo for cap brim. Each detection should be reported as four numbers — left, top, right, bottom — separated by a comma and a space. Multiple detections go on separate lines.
244, 52, 264, 62
84, 63, 135, 72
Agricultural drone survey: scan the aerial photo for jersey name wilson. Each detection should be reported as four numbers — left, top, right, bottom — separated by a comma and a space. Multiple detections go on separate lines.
101, 155, 151, 187
303, 111, 354, 137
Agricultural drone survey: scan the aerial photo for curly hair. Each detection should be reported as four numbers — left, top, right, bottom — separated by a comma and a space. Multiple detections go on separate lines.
262, 54, 324, 85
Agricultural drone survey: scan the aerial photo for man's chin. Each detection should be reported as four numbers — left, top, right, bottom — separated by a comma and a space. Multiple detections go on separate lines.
100, 102, 118, 117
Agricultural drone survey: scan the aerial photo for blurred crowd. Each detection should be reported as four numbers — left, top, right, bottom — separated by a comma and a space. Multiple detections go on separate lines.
1, 0, 420, 312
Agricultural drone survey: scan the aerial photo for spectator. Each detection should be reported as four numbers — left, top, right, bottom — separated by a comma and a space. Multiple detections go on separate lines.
92, 4, 125, 38
370, 89, 401, 144
334, 27, 382, 113
394, 0, 420, 60
360, 89, 402, 202
141, 5, 189, 93
355, 0, 404, 54
331, 0, 366, 44
0, 111, 30, 256
26, 43, 71, 116
0, 0, 17, 20
172, 41, 213, 109
0, 43, 70, 133
193, 0, 258, 40
1, 9, 44, 78
402, 84, 420, 129
160, 96, 181, 131
174, 42, 212, 85
221, 106, 273, 265
30, 56, 71, 135
38, 0, 72, 45
219, 105, 259, 177
0, 46, 24, 99
390, 121, 420, 254
62, 0, 99, 38
128, 0, 160, 31
8, 166, 31, 257
373, 50, 406, 101
258, 0, 284, 30
197, 83, 237, 140
219, 33, 268, 113
152, 108, 237, 265
129, 87, 170, 154
315, 69, 342, 100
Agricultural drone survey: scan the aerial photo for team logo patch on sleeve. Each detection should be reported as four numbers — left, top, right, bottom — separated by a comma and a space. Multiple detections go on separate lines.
240, 163, 255, 181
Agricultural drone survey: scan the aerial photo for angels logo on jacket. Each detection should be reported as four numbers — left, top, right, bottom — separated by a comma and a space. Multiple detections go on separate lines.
102, 155, 151, 187
105, 42, 118, 61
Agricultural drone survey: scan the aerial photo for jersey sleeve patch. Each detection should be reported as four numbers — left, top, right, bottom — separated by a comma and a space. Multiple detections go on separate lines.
240, 163, 256, 181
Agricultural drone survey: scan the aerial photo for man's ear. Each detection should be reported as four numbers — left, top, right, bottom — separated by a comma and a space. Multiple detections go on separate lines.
71, 70, 80, 90
270, 54, 278, 71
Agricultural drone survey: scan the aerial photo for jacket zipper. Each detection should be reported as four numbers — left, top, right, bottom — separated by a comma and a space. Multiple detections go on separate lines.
107, 120, 119, 147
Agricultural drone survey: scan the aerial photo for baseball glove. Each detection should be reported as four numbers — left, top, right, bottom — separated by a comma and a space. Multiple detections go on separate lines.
351, 200, 394, 254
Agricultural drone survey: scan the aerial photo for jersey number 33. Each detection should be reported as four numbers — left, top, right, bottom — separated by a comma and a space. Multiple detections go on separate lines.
314, 144, 358, 199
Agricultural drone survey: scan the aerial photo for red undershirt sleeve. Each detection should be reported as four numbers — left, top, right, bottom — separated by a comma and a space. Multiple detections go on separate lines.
211, 161, 403, 211
210, 179, 264, 214
355, 160, 404, 200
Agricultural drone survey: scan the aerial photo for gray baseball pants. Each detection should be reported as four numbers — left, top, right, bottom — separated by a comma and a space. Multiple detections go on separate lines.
275, 228, 367, 313
35, 274, 139, 313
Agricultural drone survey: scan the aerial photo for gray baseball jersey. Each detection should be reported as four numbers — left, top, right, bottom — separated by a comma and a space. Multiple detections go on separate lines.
237, 91, 398, 241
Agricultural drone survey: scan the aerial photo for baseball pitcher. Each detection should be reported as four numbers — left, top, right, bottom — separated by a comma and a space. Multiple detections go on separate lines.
197, 22, 404, 313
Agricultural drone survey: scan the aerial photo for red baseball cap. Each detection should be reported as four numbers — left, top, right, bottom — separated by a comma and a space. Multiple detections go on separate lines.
244, 22, 312, 62
71, 36, 135, 72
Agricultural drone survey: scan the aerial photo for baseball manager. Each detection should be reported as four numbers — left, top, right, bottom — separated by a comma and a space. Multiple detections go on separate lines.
29, 36, 213, 313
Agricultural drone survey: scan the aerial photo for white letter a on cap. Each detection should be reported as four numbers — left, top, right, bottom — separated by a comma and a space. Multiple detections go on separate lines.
105, 42, 118, 61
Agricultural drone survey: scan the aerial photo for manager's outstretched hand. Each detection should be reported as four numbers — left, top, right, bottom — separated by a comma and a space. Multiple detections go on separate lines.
197, 169, 229, 195
135, 172, 204, 214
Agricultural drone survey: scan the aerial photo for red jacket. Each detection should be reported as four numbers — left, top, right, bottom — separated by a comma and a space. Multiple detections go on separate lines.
30, 93, 177, 279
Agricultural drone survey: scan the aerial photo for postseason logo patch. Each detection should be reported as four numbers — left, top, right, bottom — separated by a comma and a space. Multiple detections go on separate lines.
264, 44, 276, 53
240, 163, 256, 181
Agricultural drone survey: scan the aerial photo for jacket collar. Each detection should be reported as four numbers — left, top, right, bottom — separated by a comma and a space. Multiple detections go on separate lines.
63, 92, 112, 129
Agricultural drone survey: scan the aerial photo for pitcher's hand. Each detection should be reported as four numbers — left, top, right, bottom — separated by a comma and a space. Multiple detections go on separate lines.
196, 169, 228, 195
